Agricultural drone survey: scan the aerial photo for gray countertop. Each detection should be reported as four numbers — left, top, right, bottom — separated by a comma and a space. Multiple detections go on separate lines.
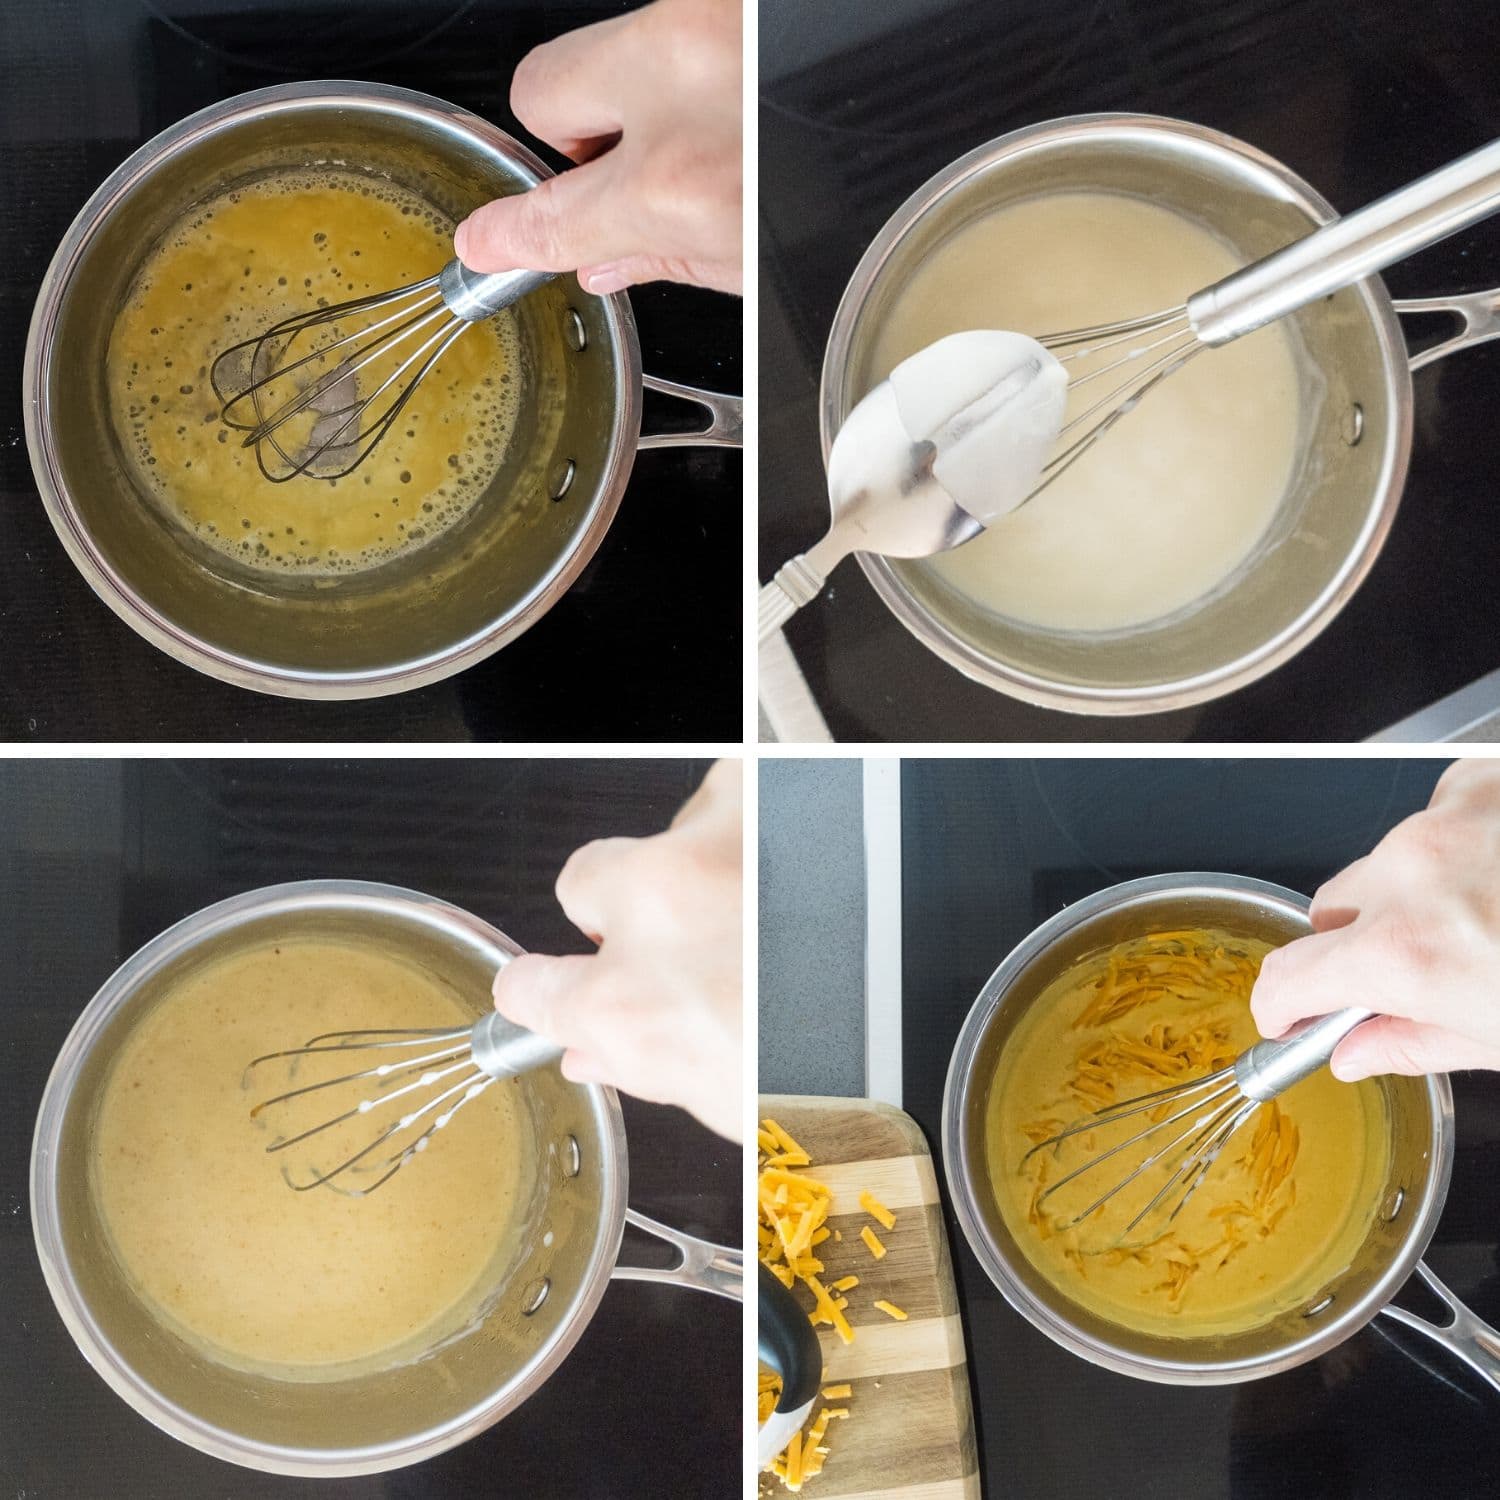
758, 759, 867, 1097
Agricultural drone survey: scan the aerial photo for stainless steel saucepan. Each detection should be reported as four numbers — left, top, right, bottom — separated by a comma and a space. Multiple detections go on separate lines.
942, 872, 1499, 1392
822, 115, 1500, 716
25, 82, 740, 699
31, 881, 741, 1476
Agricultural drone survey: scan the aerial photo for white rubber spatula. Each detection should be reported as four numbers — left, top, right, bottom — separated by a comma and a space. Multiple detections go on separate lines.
758, 330, 1067, 643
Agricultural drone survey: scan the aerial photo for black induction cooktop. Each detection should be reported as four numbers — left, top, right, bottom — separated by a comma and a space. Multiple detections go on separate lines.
0, 758, 738, 1499
759, 0, 1500, 742
898, 758, 1500, 1498
1, 0, 741, 743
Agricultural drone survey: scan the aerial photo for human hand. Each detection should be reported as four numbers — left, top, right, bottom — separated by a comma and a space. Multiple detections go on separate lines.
1251, 759, 1500, 1080
454, 0, 742, 295
492, 760, 742, 1140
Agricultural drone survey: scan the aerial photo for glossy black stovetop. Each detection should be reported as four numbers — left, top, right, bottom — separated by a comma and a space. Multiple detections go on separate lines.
1, 0, 740, 742
760, 0, 1500, 742
898, 759, 1500, 1498
0, 758, 737, 1499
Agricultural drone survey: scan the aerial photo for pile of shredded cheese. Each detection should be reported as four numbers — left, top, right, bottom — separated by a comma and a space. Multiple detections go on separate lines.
757, 1117, 905, 1491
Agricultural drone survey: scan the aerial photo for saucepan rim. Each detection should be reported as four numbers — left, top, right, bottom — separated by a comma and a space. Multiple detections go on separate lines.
24, 80, 644, 700
941, 871, 1455, 1384
819, 113, 1416, 716
30, 878, 630, 1476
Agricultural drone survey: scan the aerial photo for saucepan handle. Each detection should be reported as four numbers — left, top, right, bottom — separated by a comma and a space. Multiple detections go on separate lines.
639, 372, 743, 449
1395, 289, 1500, 371
611, 1206, 743, 1301
1379, 1259, 1500, 1395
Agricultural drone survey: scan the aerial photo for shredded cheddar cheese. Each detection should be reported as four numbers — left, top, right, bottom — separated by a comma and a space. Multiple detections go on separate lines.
758, 1116, 907, 1491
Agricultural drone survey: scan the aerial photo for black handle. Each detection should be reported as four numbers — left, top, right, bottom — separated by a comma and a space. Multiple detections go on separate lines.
758, 1263, 822, 1413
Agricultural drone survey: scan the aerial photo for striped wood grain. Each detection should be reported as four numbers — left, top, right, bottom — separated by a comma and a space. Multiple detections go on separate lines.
760, 1095, 981, 1500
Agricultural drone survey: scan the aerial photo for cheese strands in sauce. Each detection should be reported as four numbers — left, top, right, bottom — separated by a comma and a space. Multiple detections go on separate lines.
986, 930, 1390, 1339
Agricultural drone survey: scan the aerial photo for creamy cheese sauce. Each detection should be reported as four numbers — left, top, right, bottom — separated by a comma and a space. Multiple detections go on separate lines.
866, 193, 1305, 631
986, 930, 1389, 1339
91, 938, 528, 1377
105, 169, 521, 576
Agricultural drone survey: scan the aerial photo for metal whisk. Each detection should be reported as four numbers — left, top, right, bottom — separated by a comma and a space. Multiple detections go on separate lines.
1026, 1006, 1373, 1240
211, 261, 553, 483
247, 1011, 562, 1195
1029, 136, 1500, 505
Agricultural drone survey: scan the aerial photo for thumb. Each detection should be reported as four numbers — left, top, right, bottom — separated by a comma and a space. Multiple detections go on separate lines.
1329, 1015, 1500, 1081
454, 157, 635, 277
491, 952, 595, 1048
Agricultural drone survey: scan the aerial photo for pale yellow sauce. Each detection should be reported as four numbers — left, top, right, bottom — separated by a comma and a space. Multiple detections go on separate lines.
105, 170, 522, 575
867, 193, 1305, 631
986, 930, 1389, 1338
91, 939, 528, 1376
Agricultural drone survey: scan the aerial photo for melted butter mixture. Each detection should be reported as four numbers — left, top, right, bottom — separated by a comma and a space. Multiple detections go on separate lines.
91, 939, 529, 1376
105, 170, 522, 575
986, 930, 1389, 1339
867, 193, 1306, 631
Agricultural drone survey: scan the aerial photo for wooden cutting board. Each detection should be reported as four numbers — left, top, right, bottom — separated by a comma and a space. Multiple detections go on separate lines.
759, 1094, 981, 1500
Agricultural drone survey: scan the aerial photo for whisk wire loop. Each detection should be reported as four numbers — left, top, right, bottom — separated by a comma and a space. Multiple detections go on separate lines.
247, 1014, 561, 1196
1029, 1070, 1235, 1211
1026, 1062, 1267, 1240
287, 316, 470, 481
247, 1038, 473, 1120
211, 274, 471, 484
284, 1065, 494, 1196
1115, 1095, 1260, 1240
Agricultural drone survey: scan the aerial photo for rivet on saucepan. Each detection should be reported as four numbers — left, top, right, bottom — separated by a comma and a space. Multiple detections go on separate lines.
521, 1277, 551, 1316
1303, 1293, 1335, 1317
1382, 1186, 1405, 1222
1342, 403, 1364, 446
551, 459, 577, 502
566, 308, 587, 353
562, 1134, 581, 1177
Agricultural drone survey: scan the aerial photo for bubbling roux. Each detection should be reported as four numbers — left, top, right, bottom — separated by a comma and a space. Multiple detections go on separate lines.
866, 193, 1306, 631
91, 939, 529, 1376
106, 169, 522, 576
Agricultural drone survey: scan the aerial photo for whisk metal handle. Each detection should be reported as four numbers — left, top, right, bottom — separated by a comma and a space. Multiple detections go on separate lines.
470, 1010, 565, 1080
1234, 1006, 1377, 1101
1189, 137, 1500, 345
439, 260, 556, 321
